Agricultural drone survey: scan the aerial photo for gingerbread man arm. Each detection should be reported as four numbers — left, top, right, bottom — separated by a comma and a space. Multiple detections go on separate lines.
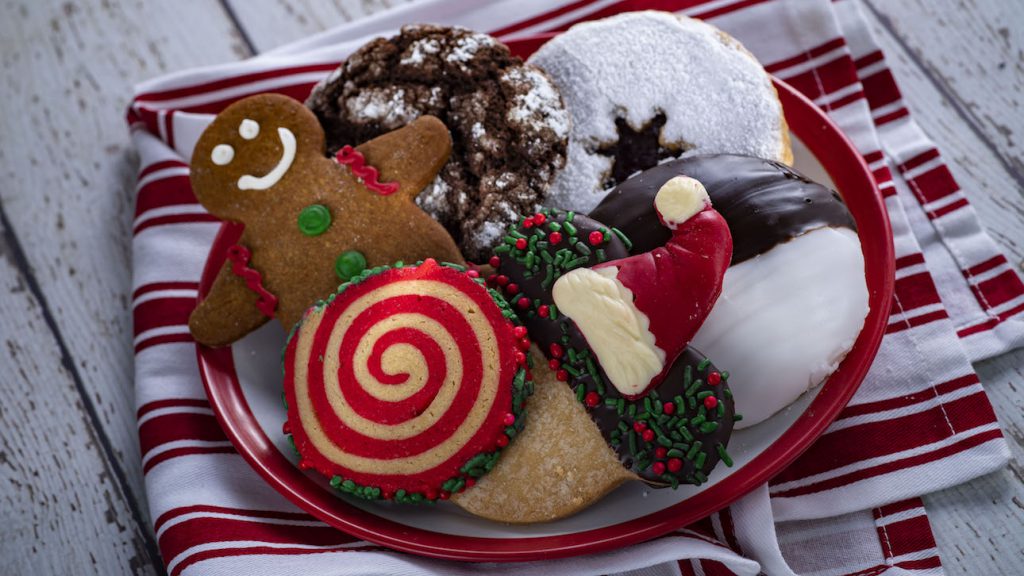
356, 115, 452, 201
189, 261, 271, 347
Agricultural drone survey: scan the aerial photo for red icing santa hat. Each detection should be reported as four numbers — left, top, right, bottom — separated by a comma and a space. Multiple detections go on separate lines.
552, 176, 732, 399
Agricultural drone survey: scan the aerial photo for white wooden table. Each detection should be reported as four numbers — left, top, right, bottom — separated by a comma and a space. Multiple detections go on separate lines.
0, 1, 1021, 574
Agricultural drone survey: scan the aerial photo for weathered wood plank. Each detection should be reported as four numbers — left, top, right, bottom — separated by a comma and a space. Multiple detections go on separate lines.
0, 214, 159, 575
861, 0, 1024, 266
0, 0, 252, 528
224, 0, 414, 53
864, 0, 1024, 194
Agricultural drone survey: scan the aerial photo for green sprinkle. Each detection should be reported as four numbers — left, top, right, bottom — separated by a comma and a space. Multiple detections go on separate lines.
695, 471, 708, 484
721, 371, 730, 380
565, 211, 575, 222
595, 248, 607, 262
734, 413, 744, 422
576, 384, 586, 403
717, 403, 725, 418
611, 227, 632, 251
694, 452, 707, 470
628, 404, 637, 418
330, 476, 342, 488
717, 443, 734, 467
678, 426, 694, 442
667, 448, 685, 459
700, 421, 719, 434
562, 221, 577, 236
657, 436, 672, 448
697, 391, 713, 400
686, 441, 702, 461
686, 379, 704, 397
617, 421, 629, 433
297, 204, 331, 236
628, 430, 637, 456
574, 241, 591, 256
697, 358, 711, 371
548, 221, 561, 232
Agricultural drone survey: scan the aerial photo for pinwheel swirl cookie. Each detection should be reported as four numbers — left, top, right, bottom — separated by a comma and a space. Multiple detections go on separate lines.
283, 259, 533, 502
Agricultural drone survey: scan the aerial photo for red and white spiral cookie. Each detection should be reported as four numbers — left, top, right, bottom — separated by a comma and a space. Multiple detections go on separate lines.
283, 259, 532, 503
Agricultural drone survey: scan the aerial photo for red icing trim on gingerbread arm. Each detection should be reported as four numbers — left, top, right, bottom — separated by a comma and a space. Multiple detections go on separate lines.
226, 244, 278, 318
335, 145, 400, 195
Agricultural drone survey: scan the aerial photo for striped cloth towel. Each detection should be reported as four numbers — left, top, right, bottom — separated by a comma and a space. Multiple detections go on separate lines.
128, 0, 1023, 574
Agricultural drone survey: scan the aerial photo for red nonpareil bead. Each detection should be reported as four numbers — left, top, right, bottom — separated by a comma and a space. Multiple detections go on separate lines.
517, 338, 532, 351
517, 297, 531, 310
515, 351, 527, 366
584, 391, 600, 408
513, 326, 528, 339
655, 447, 667, 459
642, 429, 655, 442
534, 213, 547, 225
548, 358, 560, 370
466, 269, 480, 278
588, 230, 604, 245
383, 489, 395, 500
667, 458, 683, 473
489, 256, 501, 268
505, 283, 519, 295
707, 371, 722, 386
495, 274, 509, 286
426, 489, 438, 500
515, 238, 528, 250
486, 274, 497, 286
704, 396, 718, 410
282, 422, 291, 434
633, 421, 647, 433
503, 412, 516, 426
652, 461, 666, 476
496, 434, 510, 448
549, 231, 563, 245
439, 491, 450, 500
466, 478, 476, 488
662, 402, 675, 415
523, 217, 535, 229
537, 305, 550, 318
556, 369, 569, 382
549, 343, 564, 358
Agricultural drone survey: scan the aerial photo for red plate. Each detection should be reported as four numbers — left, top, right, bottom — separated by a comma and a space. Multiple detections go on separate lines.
197, 35, 894, 562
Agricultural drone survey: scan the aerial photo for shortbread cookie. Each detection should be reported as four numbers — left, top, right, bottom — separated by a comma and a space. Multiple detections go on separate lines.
591, 154, 868, 428
528, 11, 791, 213
283, 259, 532, 502
307, 25, 570, 261
187, 94, 463, 347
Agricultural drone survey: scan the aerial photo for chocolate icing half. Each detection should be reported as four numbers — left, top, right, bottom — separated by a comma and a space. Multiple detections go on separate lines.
590, 154, 856, 263
491, 208, 735, 486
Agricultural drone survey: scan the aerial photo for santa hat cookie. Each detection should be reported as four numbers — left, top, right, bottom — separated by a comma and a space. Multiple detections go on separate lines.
552, 176, 732, 398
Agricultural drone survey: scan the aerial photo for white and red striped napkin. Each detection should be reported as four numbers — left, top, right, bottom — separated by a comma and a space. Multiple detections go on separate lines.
129, 1, 1023, 574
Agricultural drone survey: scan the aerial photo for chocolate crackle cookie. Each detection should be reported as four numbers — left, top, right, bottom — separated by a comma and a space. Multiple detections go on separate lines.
307, 25, 570, 261
528, 11, 791, 213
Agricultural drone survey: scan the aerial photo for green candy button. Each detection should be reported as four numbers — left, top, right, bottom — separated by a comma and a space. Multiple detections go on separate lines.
298, 204, 331, 236
335, 250, 367, 282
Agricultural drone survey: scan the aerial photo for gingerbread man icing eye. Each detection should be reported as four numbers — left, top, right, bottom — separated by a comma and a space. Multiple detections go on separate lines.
239, 119, 260, 140
211, 144, 234, 166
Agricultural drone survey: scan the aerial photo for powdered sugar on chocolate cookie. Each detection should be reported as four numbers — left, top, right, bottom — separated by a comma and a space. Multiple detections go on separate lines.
528, 11, 790, 213
308, 25, 570, 261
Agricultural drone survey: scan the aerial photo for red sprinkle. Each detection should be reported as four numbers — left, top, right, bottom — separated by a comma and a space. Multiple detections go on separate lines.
537, 305, 550, 318
503, 413, 516, 426
549, 231, 563, 245
517, 338, 532, 352
523, 217, 535, 229
495, 275, 509, 286
534, 213, 547, 225
548, 358, 561, 370
496, 434, 510, 448
486, 274, 497, 286
707, 371, 722, 386
652, 461, 666, 476
466, 478, 476, 488
515, 351, 526, 366
655, 447, 668, 459
489, 256, 501, 268
662, 402, 676, 415
667, 458, 683, 473
584, 391, 600, 408
513, 326, 528, 339
517, 297, 531, 310
466, 269, 480, 278
549, 343, 564, 358
642, 429, 655, 442
704, 396, 719, 410
425, 489, 438, 500
515, 238, 528, 250
438, 491, 450, 500
588, 230, 604, 245
633, 421, 647, 433
505, 282, 519, 295
556, 370, 569, 382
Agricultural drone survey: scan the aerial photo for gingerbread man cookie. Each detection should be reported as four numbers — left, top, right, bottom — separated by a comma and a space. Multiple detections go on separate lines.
188, 94, 464, 347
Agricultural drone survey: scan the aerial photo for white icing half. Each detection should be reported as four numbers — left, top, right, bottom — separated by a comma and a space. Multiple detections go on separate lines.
528, 11, 785, 213
211, 144, 234, 165
691, 228, 869, 428
655, 176, 709, 228
552, 266, 666, 397
238, 127, 296, 190
239, 118, 260, 140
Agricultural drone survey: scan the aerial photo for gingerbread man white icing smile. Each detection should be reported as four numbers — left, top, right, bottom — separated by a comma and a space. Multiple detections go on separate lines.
209, 118, 297, 191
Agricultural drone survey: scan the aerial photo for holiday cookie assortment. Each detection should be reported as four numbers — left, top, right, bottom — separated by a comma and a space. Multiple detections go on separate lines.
189, 11, 869, 523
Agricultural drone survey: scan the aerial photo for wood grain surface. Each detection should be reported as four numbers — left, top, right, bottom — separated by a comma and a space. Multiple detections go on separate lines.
0, 0, 1020, 574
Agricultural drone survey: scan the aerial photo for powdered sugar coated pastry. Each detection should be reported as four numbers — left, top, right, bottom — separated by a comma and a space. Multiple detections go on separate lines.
528, 11, 791, 213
